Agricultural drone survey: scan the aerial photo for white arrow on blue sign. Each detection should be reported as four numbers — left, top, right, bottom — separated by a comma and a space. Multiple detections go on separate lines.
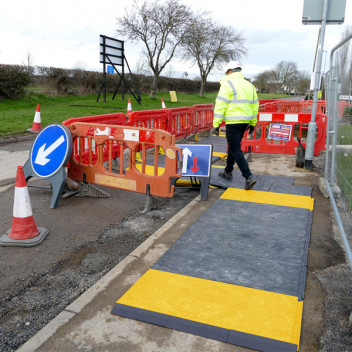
176, 144, 212, 177
30, 124, 72, 178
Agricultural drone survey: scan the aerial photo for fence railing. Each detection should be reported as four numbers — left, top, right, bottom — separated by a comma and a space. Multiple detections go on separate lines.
325, 32, 352, 269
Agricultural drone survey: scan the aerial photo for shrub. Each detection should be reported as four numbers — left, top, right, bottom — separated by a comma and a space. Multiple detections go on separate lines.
38, 66, 72, 95
0, 64, 31, 99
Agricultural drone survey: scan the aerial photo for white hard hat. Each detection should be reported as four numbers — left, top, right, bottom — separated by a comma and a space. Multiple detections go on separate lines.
225, 60, 242, 73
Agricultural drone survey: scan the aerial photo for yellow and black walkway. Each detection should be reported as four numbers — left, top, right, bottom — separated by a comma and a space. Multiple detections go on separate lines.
112, 167, 313, 351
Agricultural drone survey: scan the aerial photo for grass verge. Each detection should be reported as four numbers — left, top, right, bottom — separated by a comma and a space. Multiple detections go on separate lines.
0, 92, 290, 138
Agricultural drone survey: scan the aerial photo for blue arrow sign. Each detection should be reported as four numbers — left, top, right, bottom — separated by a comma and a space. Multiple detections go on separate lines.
30, 124, 72, 178
176, 144, 212, 177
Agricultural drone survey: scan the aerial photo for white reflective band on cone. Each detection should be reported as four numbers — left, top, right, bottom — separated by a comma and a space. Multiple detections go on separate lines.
34, 111, 41, 123
13, 187, 33, 218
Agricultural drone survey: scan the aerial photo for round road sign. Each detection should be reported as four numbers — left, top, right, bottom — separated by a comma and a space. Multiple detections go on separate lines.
30, 124, 72, 178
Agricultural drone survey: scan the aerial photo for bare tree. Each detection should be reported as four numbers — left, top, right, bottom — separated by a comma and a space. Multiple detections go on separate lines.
182, 15, 246, 97
293, 70, 311, 95
116, 0, 191, 97
270, 61, 299, 92
134, 56, 152, 76
22, 47, 34, 75
254, 70, 272, 93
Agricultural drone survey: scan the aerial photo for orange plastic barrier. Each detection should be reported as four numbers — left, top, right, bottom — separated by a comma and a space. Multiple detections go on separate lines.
192, 104, 214, 134
62, 105, 216, 145
63, 113, 127, 165
66, 122, 182, 198
242, 112, 327, 156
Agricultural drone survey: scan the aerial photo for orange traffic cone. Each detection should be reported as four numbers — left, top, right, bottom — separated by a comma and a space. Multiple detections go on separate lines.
127, 98, 132, 118
161, 99, 166, 109
27, 104, 42, 133
0, 166, 49, 247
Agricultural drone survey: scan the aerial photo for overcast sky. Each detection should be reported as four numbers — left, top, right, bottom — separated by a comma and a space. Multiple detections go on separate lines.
1, 0, 351, 80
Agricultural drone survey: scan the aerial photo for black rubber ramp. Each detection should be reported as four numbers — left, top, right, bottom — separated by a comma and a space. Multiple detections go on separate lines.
112, 184, 314, 351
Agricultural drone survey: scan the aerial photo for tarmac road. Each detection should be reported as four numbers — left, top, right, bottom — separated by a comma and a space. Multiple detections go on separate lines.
0, 135, 201, 351
1, 135, 352, 352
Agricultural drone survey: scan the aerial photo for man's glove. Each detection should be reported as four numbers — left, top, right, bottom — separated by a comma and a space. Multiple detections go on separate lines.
212, 127, 220, 136
248, 125, 255, 135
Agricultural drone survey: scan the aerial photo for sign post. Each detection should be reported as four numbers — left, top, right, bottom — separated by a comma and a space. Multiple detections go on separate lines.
176, 144, 212, 200
302, 0, 346, 170
23, 124, 73, 208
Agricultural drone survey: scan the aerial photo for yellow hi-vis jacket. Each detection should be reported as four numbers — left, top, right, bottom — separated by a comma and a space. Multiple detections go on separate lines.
213, 72, 259, 128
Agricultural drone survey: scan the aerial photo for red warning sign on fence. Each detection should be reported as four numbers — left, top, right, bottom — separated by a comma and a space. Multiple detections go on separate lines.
268, 123, 292, 141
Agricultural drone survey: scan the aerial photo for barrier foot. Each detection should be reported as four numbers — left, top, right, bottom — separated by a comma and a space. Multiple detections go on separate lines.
141, 185, 165, 214
75, 183, 110, 198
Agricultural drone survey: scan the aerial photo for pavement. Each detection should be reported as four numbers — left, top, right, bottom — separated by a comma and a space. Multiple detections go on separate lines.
0, 134, 350, 352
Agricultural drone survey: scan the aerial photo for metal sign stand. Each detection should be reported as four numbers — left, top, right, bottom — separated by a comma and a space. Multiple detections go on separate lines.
23, 124, 73, 209
97, 35, 141, 104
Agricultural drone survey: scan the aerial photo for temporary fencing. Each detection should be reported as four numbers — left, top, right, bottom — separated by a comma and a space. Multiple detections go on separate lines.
63, 113, 127, 165
192, 104, 214, 134
324, 32, 352, 269
66, 122, 182, 198
241, 112, 327, 156
127, 109, 170, 131
168, 107, 193, 139
259, 99, 326, 114
63, 104, 214, 143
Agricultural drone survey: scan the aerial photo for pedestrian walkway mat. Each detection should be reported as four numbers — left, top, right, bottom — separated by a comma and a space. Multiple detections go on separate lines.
211, 167, 312, 196
112, 182, 314, 351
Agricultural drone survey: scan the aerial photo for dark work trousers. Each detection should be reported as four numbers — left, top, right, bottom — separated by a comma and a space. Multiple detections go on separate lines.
225, 123, 252, 179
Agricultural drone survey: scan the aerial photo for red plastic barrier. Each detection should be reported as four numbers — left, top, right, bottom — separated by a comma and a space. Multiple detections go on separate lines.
192, 104, 214, 133
63, 113, 127, 127
63, 113, 127, 165
259, 101, 278, 112
259, 100, 326, 114
242, 112, 327, 156
168, 107, 193, 139
127, 109, 169, 131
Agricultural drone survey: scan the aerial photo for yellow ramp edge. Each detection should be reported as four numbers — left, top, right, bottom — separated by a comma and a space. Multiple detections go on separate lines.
213, 152, 227, 158
221, 188, 314, 211
117, 269, 303, 347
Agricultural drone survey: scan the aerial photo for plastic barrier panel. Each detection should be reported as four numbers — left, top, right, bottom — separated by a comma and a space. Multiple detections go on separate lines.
63, 113, 127, 165
168, 107, 192, 139
242, 112, 327, 156
67, 123, 182, 198
259, 100, 326, 114
192, 104, 214, 134
127, 109, 170, 131
63, 113, 127, 127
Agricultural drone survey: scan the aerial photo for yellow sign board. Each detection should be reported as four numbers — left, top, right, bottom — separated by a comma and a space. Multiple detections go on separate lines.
169, 91, 177, 102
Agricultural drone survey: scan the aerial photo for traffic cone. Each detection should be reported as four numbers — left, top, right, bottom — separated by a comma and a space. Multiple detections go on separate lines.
161, 99, 166, 109
27, 104, 42, 133
0, 166, 49, 247
127, 98, 132, 118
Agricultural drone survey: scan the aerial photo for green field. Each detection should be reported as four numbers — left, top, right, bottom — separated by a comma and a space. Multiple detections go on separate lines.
0, 92, 288, 138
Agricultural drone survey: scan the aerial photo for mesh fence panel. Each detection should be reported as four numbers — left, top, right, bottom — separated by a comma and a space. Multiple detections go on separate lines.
325, 33, 352, 267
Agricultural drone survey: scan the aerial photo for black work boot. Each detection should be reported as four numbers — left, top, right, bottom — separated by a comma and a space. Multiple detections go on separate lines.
218, 170, 233, 181
245, 176, 256, 190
